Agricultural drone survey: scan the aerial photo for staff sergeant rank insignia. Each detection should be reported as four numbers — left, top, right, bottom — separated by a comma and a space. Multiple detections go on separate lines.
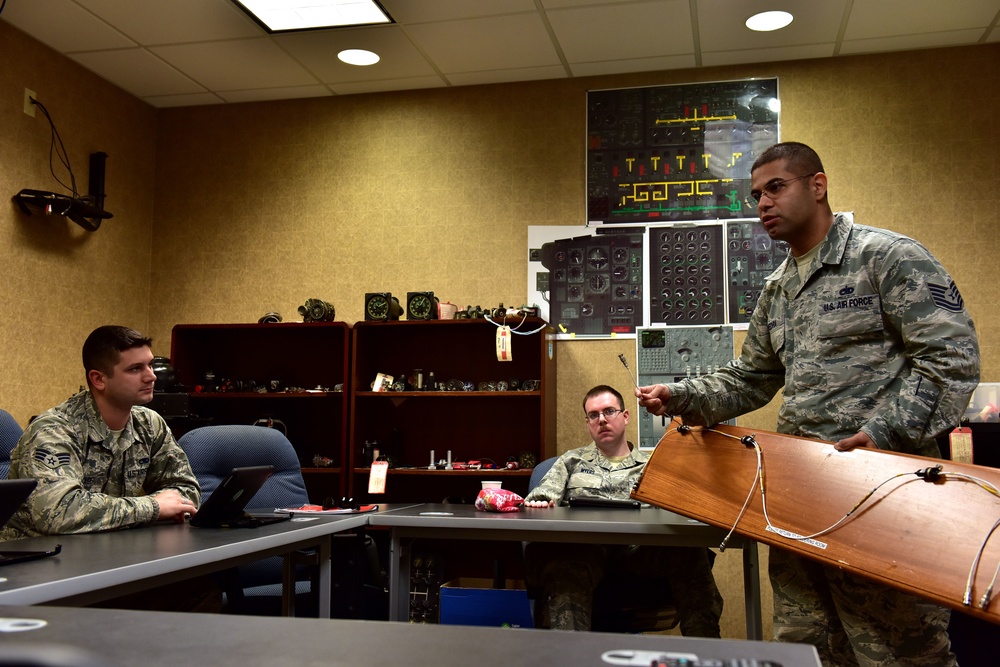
34, 448, 71, 469
928, 280, 965, 312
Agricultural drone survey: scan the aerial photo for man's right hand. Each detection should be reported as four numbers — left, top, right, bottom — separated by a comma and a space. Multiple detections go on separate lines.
153, 489, 198, 523
636, 383, 671, 416
523, 499, 555, 508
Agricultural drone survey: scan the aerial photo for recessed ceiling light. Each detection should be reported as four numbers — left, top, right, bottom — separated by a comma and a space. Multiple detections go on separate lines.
338, 49, 380, 66
233, 0, 393, 33
745, 10, 794, 32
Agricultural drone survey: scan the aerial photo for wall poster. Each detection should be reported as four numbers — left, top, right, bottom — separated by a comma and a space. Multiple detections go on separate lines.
587, 78, 779, 225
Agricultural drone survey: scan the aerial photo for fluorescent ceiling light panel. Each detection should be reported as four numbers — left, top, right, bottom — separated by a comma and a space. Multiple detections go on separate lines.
745, 11, 794, 32
233, 0, 392, 33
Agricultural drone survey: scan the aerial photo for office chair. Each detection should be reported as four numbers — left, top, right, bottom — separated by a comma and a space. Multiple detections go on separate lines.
0, 409, 25, 479
526, 456, 681, 633
178, 424, 317, 616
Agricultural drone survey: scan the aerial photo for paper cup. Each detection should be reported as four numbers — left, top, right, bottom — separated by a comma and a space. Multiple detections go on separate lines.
481, 481, 502, 489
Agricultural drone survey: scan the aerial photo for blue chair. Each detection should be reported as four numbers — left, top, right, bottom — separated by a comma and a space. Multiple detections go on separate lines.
0, 409, 25, 479
178, 424, 316, 615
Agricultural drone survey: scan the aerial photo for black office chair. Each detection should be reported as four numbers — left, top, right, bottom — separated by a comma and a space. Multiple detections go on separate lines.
0, 409, 25, 479
178, 424, 317, 615
526, 456, 681, 633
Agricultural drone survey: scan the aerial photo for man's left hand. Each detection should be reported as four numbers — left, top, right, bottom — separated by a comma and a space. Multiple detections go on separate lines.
834, 431, 875, 452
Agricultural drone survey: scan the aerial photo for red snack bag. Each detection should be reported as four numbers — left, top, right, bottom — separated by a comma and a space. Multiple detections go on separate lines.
475, 488, 523, 512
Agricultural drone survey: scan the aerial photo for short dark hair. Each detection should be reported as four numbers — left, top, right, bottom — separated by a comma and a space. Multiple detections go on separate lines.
82, 325, 153, 380
751, 141, 825, 176
582, 385, 625, 414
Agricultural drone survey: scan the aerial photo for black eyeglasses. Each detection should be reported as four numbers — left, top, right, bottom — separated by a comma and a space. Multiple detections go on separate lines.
746, 172, 817, 207
585, 407, 623, 423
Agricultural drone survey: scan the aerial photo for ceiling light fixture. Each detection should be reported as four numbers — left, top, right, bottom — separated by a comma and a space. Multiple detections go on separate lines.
232, 0, 392, 33
338, 49, 380, 66
745, 10, 794, 32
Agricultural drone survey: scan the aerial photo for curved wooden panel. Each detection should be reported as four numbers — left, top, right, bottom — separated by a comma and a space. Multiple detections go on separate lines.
632, 424, 1000, 625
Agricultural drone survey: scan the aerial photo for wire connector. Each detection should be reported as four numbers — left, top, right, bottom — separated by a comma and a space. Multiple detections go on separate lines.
915, 465, 943, 482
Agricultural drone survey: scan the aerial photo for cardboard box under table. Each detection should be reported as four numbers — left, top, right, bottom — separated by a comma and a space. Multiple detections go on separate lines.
438, 578, 533, 628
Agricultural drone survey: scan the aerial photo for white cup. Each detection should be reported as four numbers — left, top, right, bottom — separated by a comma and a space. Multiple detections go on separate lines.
481, 481, 502, 490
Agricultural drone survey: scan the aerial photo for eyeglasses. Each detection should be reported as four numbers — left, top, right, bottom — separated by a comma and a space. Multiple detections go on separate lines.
585, 407, 623, 423
745, 172, 817, 207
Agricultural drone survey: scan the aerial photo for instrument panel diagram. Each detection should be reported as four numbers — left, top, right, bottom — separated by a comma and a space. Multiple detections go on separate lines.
588, 79, 779, 224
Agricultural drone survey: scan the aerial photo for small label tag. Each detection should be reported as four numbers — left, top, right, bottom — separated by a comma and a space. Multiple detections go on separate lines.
765, 525, 828, 550
368, 460, 388, 494
496, 325, 512, 362
949, 427, 974, 464
372, 373, 393, 392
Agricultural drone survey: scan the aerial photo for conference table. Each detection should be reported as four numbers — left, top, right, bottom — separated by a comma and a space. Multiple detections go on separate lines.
0, 512, 374, 615
368, 503, 763, 639
0, 604, 819, 667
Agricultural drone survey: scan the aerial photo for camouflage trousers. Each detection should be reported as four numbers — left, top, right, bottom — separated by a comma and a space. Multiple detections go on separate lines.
770, 548, 956, 667
523, 542, 723, 636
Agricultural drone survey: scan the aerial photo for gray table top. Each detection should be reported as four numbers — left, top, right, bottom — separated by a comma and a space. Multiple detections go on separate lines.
0, 513, 368, 605
0, 604, 820, 667
369, 502, 735, 547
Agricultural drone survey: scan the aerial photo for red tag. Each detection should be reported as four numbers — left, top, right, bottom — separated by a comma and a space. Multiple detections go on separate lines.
949, 427, 973, 464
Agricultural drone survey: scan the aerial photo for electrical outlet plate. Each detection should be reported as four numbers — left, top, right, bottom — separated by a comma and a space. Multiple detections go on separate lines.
24, 89, 36, 117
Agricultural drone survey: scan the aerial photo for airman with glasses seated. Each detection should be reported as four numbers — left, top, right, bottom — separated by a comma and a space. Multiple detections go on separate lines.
522, 385, 723, 635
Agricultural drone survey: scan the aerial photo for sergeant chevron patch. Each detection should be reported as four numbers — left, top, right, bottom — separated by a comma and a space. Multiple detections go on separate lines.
34, 448, 71, 469
927, 281, 965, 312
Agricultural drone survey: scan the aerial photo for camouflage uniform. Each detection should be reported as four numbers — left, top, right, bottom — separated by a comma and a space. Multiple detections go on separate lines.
1, 390, 200, 540
523, 441, 724, 635
660, 214, 979, 666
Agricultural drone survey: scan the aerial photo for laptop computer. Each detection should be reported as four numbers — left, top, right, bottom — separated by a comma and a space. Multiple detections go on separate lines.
189, 465, 291, 528
0, 478, 63, 566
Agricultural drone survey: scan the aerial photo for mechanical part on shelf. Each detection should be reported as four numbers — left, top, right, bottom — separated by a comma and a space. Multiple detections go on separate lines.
298, 298, 336, 322
406, 292, 439, 320
365, 292, 403, 321
151, 356, 178, 392
257, 311, 282, 324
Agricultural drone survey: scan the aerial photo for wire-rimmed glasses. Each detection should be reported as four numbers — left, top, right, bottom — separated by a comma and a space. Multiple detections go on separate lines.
745, 172, 817, 208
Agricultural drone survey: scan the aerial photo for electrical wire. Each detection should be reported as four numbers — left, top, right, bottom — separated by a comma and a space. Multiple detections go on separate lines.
31, 98, 79, 198
484, 311, 547, 335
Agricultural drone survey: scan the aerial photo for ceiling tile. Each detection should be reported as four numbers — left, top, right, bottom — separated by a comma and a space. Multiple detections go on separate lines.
701, 44, 835, 68
69, 48, 206, 97
381, 0, 537, 23
697, 0, 847, 53
73, 0, 259, 45
144, 92, 228, 108
150, 38, 320, 91
330, 76, 449, 95
404, 14, 561, 73
840, 29, 992, 56
571, 54, 697, 77
3, 0, 135, 52
844, 0, 1000, 40
275, 25, 438, 83
446, 65, 568, 87
548, 0, 694, 62
218, 85, 333, 103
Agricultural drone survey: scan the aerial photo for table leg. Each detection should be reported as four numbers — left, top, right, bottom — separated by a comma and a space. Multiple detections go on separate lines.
743, 540, 763, 640
388, 532, 411, 622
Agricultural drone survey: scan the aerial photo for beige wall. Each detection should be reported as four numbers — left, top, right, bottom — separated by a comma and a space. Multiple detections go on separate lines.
0, 21, 157, 426
3, 18, 1000, 639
